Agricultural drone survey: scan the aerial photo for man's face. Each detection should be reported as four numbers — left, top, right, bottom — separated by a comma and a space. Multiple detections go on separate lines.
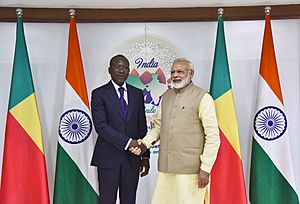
171, 61, 194, 89
109, 57, 130, 86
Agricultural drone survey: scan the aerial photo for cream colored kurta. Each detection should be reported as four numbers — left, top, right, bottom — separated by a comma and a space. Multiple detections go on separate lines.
143, 86, 220, 204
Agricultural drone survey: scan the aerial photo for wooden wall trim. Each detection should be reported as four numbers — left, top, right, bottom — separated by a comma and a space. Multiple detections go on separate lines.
0, 4, 300, 23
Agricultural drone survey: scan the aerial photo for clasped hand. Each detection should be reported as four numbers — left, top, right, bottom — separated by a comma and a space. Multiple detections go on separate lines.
128, 139, 147, 155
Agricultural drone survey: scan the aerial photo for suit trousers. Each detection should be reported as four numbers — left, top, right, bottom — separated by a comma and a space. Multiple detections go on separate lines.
97, 155, 140, 204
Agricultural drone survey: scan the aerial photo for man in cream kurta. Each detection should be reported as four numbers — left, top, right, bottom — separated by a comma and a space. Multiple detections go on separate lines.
130, 58, 220, 204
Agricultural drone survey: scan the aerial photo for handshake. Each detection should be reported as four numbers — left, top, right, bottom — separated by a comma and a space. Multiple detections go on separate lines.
128, 139, 148, 155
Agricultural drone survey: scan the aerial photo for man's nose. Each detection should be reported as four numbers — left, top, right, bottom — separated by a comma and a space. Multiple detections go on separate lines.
117, 67, 127, 73
172, 71, 178, 77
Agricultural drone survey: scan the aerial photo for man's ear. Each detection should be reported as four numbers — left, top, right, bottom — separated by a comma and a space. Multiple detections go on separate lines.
108, 67, 112, 74
190, 69, 195, 79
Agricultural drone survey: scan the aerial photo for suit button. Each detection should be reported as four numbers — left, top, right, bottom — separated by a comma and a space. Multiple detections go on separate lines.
168, 138, 172, 142
168, 150, 172, 153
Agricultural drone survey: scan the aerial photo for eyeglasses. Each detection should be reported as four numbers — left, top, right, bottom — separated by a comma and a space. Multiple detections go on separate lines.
111, 66, 130, 72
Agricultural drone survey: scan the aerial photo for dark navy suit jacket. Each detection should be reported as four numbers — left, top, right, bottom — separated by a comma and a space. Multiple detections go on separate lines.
91, 81, 149, 169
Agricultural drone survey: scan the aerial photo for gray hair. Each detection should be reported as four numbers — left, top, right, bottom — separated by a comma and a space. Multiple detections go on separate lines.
172, 58, 194, 70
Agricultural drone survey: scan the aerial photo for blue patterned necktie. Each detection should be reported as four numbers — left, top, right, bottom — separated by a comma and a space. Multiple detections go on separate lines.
118, 87, 128, 118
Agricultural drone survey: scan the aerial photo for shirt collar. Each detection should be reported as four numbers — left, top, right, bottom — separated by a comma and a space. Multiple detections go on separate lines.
111, 80, 127, 92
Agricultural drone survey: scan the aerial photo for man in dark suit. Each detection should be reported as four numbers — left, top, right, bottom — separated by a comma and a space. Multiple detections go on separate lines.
91, 54, 150, 204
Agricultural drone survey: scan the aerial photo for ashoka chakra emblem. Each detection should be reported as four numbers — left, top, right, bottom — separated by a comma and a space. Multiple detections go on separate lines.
253, 106, 287, 141
59, 109, 92, 144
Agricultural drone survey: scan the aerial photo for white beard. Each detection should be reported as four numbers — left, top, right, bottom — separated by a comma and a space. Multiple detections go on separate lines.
171, 76, 191, 89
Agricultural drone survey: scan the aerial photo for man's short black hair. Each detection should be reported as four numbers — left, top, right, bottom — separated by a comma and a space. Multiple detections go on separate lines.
109, 54, 129, 67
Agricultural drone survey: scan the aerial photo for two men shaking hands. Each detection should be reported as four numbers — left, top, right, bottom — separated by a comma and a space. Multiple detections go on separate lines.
128, 139, 147, 156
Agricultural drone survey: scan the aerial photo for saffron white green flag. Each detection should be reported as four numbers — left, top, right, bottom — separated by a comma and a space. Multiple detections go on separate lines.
250, 14, 299, 204
53, 16, 99, 204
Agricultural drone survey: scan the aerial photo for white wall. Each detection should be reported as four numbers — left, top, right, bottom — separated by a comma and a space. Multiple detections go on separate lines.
0, 19, 299, 203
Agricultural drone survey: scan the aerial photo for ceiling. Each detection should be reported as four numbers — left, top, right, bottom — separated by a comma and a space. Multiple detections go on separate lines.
1, 0, 300, 8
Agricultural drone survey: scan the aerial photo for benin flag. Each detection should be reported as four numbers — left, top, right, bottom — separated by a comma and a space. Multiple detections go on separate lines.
209, 16, 247, 203
0, 15, 50, 204
53, 16, 99, 203
250, 14, 299, 204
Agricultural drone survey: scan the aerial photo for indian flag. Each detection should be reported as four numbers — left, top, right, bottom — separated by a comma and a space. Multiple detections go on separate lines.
249, 14, 299, 203
0, 12, 50, 204
53, 15, 99, 203
209, 15, 247, 204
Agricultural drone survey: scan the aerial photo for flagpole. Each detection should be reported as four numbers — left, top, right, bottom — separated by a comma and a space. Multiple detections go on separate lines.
217, 7, 224, 17
16, 8, 23, 17
69, 8, 76, 18
265, 6, 271, 15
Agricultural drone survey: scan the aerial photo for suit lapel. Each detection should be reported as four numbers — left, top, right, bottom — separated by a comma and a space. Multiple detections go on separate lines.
106, 81, 127, 121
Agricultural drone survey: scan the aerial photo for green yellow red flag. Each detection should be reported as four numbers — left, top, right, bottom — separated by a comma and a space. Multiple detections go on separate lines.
0, 11, 50, 204
209, 15, 247, 204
